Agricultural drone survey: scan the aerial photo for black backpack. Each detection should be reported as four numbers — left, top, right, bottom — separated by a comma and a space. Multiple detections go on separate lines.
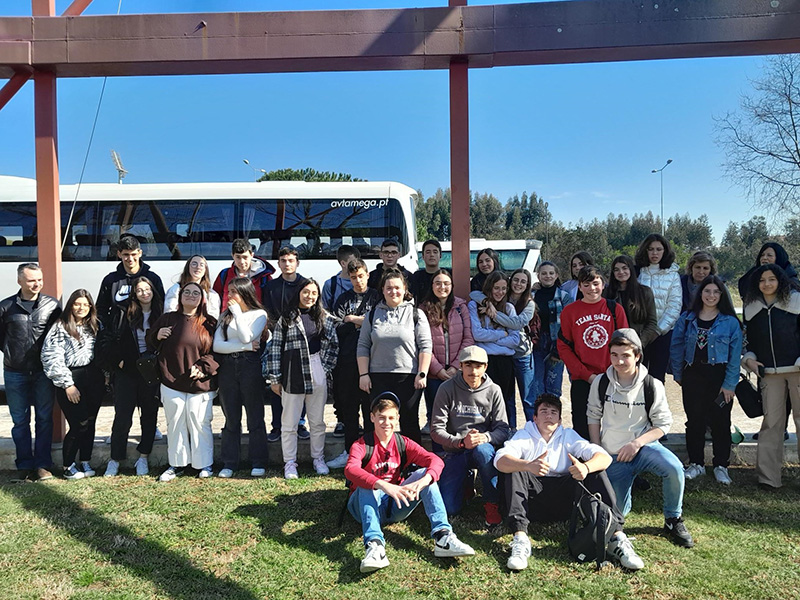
338, 431, 408, 526
568, 481, 623, 569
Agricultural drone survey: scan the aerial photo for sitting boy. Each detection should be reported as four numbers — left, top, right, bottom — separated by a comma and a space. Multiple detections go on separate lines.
587, 328, 694, 548
344, 391, 475, 573
494, 394, 643, 571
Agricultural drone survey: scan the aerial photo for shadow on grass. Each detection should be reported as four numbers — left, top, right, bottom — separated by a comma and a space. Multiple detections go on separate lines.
1, 482, 260, 600
235, 488, 472, 582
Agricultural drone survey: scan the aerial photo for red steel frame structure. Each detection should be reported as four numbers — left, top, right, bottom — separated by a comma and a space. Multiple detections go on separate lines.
2, 0, 800, 438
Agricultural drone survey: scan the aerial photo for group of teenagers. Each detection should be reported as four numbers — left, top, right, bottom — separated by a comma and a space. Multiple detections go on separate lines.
2, 230, 799, 573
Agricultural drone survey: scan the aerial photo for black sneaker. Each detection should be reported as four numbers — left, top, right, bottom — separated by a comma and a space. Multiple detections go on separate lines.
664, 517, 694, 548
267, 429, 281, 443
297, 426, 310, 440
333, 422, 345, 437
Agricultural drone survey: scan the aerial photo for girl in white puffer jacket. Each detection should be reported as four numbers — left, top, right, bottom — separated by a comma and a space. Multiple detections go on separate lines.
635, 233, 682, 382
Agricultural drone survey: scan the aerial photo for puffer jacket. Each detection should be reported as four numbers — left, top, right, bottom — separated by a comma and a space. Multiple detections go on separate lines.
468, 301, 520, 356
637, 263, 682, 334
742, 291, 800, 371
422, 297, 474, 377
0, 293, 61, 372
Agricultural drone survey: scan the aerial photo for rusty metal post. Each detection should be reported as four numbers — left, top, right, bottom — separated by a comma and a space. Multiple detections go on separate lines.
449, 59, 470, 299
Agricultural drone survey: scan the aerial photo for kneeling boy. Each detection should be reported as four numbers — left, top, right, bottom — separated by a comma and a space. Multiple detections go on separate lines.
494, 394, 643, 571
345, 392, 475, 573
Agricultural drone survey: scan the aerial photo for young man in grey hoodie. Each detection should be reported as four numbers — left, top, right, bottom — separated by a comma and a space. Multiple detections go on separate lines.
587, 328, 694, 549
430, 346, 510, 528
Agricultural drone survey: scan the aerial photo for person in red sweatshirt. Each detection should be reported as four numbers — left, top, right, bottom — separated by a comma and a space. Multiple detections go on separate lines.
557, 265, 628, 439
344, 391, 475, 573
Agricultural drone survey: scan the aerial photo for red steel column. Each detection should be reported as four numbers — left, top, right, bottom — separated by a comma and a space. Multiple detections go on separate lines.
34, 0, 65, 443
449, 59, 470, 300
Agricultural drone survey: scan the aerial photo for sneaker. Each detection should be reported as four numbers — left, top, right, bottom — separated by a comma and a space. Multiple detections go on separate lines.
64, 463, 85, 480
104, 459, 120, 478
684, 463, 706, 480
154, 427, 163, 441
326, 450, 349, 470
608, 532, 644, 570
360, 540, 389, 573
420, 422, 431, 436
134, 456, 149, 476
333, 422, 345, 437
713, 466, 732, 485
159, 466, 182, 482
297, 426, 310, 440
81, 461, 95, 477
664, 516, 694, 548
284, 461, 299, 479
105, 435, 112, 445
313, 457, 330, 475
218, 468, 234, 479
250, 468, 266, 478
198, 466, 213, 479
267, 429, 281, 443
35, 468, 54, 481
433, 530, 475, 558
506, 535, 531, 571
484, 502, 502, 527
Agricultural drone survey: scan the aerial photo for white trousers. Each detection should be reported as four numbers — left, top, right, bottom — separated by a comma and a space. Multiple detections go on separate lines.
161, 384, 215, 469
281, 353, 327, 463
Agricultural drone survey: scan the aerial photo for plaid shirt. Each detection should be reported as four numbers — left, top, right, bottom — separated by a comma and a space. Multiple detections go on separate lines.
263, 312, 339, 395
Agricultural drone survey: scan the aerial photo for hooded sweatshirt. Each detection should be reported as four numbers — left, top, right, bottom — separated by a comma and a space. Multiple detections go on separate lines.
493, 420, 608, 475
429, 373, 509, 451
586, 364, 672, 455
212, 256, 276, 308
97, 261, 165, 326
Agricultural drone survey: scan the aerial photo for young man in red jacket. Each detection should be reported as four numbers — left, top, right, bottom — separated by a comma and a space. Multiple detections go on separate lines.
344, 392, 475, 573
556, 265, 628, 439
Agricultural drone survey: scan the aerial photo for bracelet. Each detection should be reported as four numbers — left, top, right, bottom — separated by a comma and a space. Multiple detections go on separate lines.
359, 373, 369, 378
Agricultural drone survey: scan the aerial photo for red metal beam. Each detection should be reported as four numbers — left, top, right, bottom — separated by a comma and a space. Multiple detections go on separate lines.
449, 59, 470, 300
0, 71, 31, 111
62, 0, 93, 17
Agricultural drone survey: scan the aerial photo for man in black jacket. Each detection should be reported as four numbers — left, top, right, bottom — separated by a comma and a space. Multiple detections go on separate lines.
96, 234, 164, 326
0, 263, 61, 481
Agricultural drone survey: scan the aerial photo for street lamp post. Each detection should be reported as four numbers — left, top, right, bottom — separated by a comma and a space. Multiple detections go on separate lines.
243, 159, 267, 181
651, 159, 673, 235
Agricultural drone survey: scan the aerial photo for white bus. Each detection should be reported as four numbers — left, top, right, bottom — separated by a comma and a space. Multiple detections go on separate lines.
0, 176, 419, 297
416, 238, 543, 281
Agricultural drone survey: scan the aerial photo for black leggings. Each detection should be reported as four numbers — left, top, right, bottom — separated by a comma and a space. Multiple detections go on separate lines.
682, 362, 731, 467
56, 364, 104, 467
369, 372, 423, 444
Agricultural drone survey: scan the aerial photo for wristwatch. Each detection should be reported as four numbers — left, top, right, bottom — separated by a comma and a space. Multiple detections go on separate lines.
418, 372, 426, 378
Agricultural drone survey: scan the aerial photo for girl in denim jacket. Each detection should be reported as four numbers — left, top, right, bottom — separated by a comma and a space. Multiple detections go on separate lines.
670, 276, 742, 485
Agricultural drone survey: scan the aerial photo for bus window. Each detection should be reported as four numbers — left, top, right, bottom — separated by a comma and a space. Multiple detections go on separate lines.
0, 204, 37, 261
242, 198, 407, 260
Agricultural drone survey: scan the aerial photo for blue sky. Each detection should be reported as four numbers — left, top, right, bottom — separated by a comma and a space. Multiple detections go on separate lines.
0, 1, 773, 243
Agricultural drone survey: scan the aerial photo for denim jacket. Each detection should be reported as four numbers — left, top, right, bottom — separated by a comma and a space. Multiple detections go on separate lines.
670, 312, 742, 391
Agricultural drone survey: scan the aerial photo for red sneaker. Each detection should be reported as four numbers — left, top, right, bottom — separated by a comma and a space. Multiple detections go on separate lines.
484, 502, 502, 527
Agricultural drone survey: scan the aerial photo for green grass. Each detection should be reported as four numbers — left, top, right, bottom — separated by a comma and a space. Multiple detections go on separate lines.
0, 466, 798, 600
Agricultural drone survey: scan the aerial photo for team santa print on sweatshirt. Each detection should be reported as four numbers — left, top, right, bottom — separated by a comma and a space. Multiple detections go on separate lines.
558, 300, 629, 382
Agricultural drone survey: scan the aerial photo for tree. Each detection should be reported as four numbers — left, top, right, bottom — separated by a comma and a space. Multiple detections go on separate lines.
665, 213, 713, 249
470, 192, 506, 239
415, 188, 452, 241
716, 54, 800, 218
259, 168, 363, 182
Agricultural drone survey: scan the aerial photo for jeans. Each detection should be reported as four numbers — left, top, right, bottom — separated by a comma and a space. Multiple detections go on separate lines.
347, 469, 451, 545
682, 362, 731, 468
487, 355, 516, 429
605, 441, 685, 519
642, 330, 673, 383
56, 364, 104, 467
423, 377, 444, 424
4, 368, 55, 470
532, 346, 564, 400
110, 368, 160, 461
438, 442, 499, 515
512, 354, 536, 423
269, 388, 306, 432
370, 372, 423, 444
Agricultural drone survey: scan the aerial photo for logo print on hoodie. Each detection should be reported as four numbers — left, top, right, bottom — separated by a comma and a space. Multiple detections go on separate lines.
583, 324, 608, 349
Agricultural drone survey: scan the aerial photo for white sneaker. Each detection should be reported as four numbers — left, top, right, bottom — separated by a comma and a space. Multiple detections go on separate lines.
154, 427, 163, 441
104, 459, 120, 478
250, 468, 266, 478
360, 540, 389, 573
81, 461, 95, 477
159, 466, 181, 482
326, 450, 349, 470
134, 456, 149, 476
433, 530, 475, 558
284, 461, 299, 479
684, 463, 706, 480
313, 457, 330, 475
198, 466, 213, 479
64, 463, 85, 480
507, 535, 531, 571
608, 532, 644, 570
218, 468, 234, 479
714, 466, 732, 485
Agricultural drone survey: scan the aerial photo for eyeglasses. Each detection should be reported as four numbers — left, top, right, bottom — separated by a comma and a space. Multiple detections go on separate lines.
182, 290, 202, 298
381, 250, 399, 256
433, 281, 452, 288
